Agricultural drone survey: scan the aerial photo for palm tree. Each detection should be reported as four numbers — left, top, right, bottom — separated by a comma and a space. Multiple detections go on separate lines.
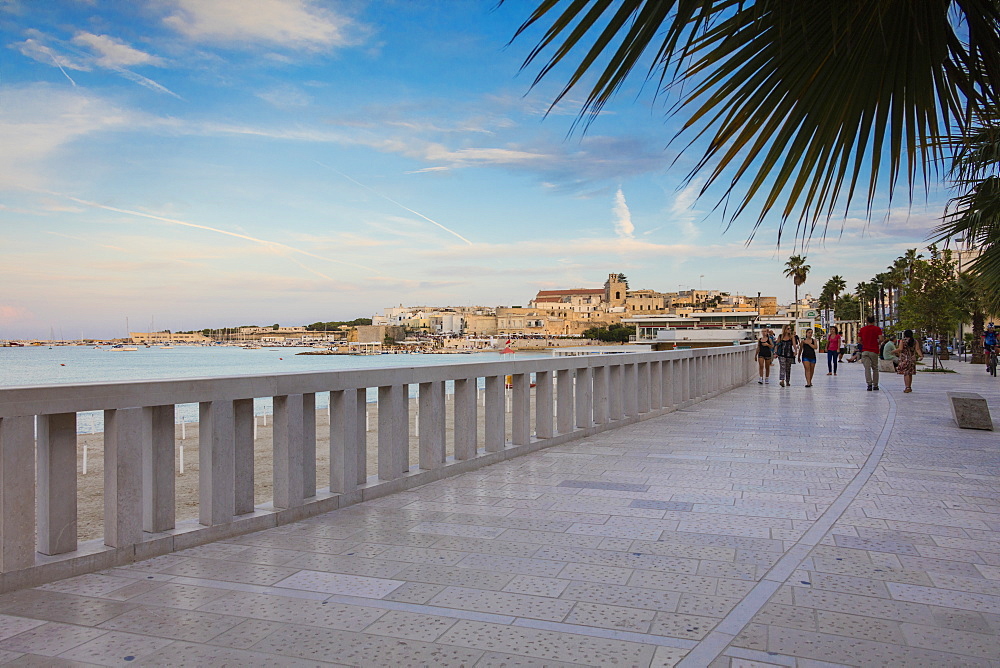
856, 281, 877, 323
820, 275, 847, 329
509, 1, 1000, 243
783, 255, 810, 318
935, 109, 1000, 296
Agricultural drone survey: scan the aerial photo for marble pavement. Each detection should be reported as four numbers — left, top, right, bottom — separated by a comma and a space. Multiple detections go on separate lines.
0, 358, 996, 666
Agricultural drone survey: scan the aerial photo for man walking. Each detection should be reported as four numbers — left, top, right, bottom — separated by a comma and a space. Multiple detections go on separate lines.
858, 316, 883, 391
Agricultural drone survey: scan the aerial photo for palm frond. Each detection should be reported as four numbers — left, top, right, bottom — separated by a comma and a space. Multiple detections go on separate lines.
507, 0, 1000, 242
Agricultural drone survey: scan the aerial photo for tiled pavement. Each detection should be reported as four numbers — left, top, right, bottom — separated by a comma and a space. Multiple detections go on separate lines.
1, 359, 998, 666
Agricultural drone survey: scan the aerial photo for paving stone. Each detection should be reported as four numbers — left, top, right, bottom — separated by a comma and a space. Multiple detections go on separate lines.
0, 622, 107, 656
273, 570, 404, 598
649, 611, 719, 639
395, 563, 515, 590
503, 575, 570, 598
437, 619, 656, 666
196, 591, 385, 630
428, 586, 575, 622
360, 610, 457, 642
133, 640, 323, 666
0, 590, 135, 627
57, 630, 175, 665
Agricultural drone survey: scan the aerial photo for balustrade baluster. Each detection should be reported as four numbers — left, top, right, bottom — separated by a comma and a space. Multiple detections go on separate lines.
484, 375, 504, 451
303, 393, 316, 498
419, 381, 446, 467
649, 361, 662, 409
105, 407, 144, 546
662, 358, 673, 408
233, 400, 254, 516
356, 389, 367, 485
637, 362, 650, 413
556, 369, 573, 434
592, 365, 608, 424
534, 370, 553, 438
574, 367, 593, 429
145, 405, 177, 531
454, 378, 477, 460
0, 416, 34, 570
37, 412, 77, 555
511, 373, 531, 445
624, 363, 638, 417
329, 389, 359, 494
378, 385, 406, 479
609, 364, 623, 421
273, 394, 305, 509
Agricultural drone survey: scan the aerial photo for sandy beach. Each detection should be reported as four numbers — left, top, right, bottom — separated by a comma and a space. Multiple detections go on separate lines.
74, 394, 526, 541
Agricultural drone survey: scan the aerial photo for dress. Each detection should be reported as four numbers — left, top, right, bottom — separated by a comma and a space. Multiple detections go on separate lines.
896, 344, 918, 375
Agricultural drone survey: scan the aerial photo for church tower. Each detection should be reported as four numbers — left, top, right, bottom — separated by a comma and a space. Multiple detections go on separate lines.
604, 273, 628, 307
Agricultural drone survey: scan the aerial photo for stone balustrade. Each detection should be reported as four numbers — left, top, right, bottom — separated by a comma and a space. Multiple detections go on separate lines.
0, 345, 755, 591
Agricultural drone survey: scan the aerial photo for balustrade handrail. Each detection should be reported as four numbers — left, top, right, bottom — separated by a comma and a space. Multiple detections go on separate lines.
0, 344, 756, 591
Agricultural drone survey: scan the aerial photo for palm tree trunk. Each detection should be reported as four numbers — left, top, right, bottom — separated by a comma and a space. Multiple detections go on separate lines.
972, 313, 985, 364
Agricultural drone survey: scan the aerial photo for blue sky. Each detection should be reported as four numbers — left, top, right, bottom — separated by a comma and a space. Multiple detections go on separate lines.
0, 0, 950, 339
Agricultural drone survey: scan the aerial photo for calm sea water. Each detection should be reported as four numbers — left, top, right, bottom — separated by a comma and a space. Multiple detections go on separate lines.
0, 345, 543, 432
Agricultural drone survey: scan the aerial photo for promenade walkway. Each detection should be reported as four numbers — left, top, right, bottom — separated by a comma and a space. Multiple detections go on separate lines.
0, 358, 997, 666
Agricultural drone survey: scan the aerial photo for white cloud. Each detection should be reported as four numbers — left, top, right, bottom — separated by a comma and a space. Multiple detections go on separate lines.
256, 84, 312, 109
0, 84, 135, 189
70, 32, 164, 68
163, 0, 360, 51
670, 180, 702, 239
613, 187, 634, 239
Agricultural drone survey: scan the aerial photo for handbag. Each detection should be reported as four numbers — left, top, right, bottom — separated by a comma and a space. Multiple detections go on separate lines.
878, 359, 895, 372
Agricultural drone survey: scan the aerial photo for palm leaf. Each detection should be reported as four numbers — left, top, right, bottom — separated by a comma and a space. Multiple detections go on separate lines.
506, 0, 1000, 242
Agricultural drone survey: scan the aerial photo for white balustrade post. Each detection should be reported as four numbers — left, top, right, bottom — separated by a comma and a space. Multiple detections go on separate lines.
356, 390, 368, 485
534, 370, 554, 438
484, 375, 504, 451
624, 363, 638, 417
419, 381, 446, 468
556, 369, 574, 434
637, 362, 650, 413
662, 358, 673, 408
399, 384, 410, 473
233, 399, 254, 516
682, 357, 692, 403
198, 400, 236, 526
303, 392, 317, 498
609, 364, 623, 421
105, 407, 144, 547
273, 394, 305, 509
649, 360, 662, 409
37, 412, 77, 555
330, 389, 360, 493
144, 405, 176, 532
378, 385, 405, 479
592, 364, 608, 424
0, 416, 35, 571
574, 366, 593, 429
454, 378, 477, 460
511, 373, 531, 445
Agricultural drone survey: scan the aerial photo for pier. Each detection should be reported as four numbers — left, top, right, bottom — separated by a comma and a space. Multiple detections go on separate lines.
0, 349, 997, 665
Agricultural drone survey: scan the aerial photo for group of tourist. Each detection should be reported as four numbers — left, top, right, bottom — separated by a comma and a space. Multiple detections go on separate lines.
755, 316, 923, 392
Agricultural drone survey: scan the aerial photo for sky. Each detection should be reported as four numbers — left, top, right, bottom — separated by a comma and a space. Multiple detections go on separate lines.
0, 0, 954, 339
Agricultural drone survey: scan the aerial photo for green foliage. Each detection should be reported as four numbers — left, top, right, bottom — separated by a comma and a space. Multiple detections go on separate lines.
304, 318, 372, 331
834, 295, 860, 322
582, 324, 636, 343
898, 246, 963, 368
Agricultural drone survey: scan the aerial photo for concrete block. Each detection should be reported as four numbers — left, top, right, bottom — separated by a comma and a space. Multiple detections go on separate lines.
948, 391, 993, 430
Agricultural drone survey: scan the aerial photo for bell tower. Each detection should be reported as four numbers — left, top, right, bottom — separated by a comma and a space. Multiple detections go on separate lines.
604, 273, 627, 307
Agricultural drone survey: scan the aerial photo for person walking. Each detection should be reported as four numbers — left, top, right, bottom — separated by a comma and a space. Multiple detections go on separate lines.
858, 315, 883, 391
755, 328, 773, 384
892, 329, 922, 392
775, 324, 799, 388
799, 328, 818, 387
825, 325, 842, 376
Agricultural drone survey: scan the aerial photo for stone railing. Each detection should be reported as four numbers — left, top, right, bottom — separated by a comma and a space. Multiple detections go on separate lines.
0, 345, 755, 591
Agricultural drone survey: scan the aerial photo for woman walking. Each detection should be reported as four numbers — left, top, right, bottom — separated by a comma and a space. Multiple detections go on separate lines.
893, 329, 922, 393
799, 328, 818, 387
775, 324, 799, 388
826, 325, 842, 376
756, 328, 773, 384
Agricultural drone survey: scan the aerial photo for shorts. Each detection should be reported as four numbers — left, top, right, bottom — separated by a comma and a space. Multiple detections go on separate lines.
802, 356, 816, 364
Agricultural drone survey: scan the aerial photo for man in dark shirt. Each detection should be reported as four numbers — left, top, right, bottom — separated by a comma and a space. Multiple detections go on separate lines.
858, 316, 884, 391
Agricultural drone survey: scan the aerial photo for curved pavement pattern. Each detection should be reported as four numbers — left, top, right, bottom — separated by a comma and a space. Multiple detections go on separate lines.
0, 359, 997, 666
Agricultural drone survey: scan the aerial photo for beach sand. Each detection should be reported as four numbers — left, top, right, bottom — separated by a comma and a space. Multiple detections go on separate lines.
74, 394, 527, 541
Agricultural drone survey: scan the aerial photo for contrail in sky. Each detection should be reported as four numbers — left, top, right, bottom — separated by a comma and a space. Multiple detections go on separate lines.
34, 189, 378, 275
316, 161, 474, 246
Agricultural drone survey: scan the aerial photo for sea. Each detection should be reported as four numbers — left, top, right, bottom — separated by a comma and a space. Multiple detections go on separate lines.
0, 345, 543, 433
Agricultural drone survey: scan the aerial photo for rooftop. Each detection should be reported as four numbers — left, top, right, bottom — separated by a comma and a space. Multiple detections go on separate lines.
0, 360, 996, 665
